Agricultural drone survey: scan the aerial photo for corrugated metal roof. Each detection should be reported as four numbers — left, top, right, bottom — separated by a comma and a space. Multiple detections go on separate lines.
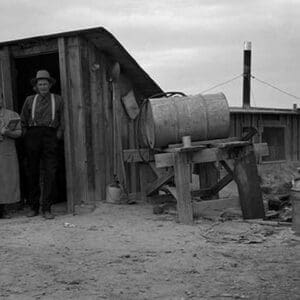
0, 27, 163, 98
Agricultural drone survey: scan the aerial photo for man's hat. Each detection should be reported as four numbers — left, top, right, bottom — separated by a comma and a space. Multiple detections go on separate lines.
31, 70, 56, 86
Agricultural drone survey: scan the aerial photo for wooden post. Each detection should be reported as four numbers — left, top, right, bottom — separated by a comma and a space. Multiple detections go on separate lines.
88, 43, 105, 201
58, 37, 75, 212
58, 36, 90, 210
243, 41, 251, 109
81, 39, 95, 205
139, 163, 157, 202
0, 46, 14, 110
233, 145, 265, 219
174, 152, 193, 224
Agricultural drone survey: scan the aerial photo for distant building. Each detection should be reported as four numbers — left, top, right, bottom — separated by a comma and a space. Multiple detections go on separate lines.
230, 106, 300, 163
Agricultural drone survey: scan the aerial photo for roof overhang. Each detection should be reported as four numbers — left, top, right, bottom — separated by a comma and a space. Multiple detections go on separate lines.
0, 27, 163, 98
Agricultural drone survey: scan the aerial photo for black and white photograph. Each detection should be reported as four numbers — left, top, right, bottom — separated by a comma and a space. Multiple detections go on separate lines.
0, 1, 299, 299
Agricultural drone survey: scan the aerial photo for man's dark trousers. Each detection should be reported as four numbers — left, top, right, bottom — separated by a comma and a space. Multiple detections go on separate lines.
24, 127, 58, 213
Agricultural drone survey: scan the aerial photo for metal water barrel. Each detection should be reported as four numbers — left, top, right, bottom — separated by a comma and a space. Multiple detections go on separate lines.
142, 93, 230, 148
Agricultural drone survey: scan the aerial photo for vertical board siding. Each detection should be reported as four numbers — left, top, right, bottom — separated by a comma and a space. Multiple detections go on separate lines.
235, 114, 240, 137
292, 115, 298, 160
118, 75, 138, 194
0, 50, 3, 103
88, 42, 106, 201
80, 38, 95, 203
97, 52, 107, 200
0, 46, 14, 109
114, 80, 125, 189
101, 54, 113, 188
58, 37, 75, 212
119, 76, 130, 191
298, 117, 300, 160
65, 36, 90, 205
286, 115, 291, 161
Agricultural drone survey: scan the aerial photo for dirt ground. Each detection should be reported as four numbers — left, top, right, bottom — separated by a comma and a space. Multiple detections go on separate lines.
0, 201, 299, 300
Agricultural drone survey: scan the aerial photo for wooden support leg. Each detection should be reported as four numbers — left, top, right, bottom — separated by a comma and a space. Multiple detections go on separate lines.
209, 161, 234, 195
145, 168, 174, 196
139, 163, 157, 202
192, 161, 234, 198
233, 145, 265, 219
174, 152, 193, 225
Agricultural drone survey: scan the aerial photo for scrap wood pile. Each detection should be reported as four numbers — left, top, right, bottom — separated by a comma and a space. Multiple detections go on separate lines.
151, 163, 299, 225
260, 165, 298, 223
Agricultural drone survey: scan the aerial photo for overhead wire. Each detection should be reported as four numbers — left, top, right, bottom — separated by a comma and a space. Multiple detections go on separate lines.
251, 75, 300, 100
200, 73, 243, 93
200, 72, 299, 104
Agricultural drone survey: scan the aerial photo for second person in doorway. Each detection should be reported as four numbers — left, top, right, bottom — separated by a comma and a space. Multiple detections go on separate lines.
21, 70, 64, 219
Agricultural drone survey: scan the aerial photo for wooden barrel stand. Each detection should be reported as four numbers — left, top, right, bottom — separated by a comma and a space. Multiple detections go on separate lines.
123, 139, 268, 225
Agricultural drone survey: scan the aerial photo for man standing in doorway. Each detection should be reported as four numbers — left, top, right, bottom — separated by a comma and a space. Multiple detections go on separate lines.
21, 70, 64, 219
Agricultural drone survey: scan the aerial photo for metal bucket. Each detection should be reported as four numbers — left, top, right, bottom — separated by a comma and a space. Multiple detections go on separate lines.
142, 93, 230, 148
106, 184, 122, 204
291, 177, 300, 235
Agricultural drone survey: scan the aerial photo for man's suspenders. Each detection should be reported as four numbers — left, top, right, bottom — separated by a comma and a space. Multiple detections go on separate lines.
31, 94, 55, 126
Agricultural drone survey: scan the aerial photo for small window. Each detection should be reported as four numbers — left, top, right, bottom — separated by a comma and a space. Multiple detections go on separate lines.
262, 127, 285, 162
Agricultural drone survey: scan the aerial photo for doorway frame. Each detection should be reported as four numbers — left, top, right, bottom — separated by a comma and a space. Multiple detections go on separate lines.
1, 35, 96, 213
1, 39, 73, 212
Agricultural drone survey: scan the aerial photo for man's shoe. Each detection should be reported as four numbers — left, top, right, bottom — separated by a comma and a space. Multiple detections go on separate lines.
27, 209, 39, 217
43, 211, 55, 220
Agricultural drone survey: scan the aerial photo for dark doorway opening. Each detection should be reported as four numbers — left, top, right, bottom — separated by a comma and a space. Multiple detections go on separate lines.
262, 127, 286, 162
13, 52, 67, 208
14, 53, 61, 113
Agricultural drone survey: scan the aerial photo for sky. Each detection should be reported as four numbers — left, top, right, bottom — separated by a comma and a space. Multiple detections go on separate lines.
0, 0, 299, 108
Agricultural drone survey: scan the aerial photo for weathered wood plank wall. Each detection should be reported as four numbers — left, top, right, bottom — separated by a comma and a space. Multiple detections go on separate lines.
76, 36, 140, 202
117, 74, 139, 194
80, 38, 95, 203
87, 40, 105, 201
58, 36, 90, 209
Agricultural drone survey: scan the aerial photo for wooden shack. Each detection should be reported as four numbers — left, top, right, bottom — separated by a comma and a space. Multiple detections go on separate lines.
230, 106, 300, 163
0, 27, 162, 211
